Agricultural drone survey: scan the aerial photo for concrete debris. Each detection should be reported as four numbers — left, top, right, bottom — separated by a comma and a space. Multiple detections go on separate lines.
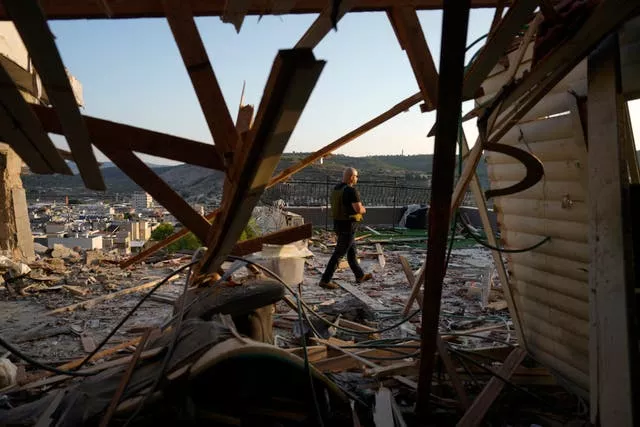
0, 358, 17, 389
0, 255, 31, 280
33, 243, 49, 254
50, 244, 79, 260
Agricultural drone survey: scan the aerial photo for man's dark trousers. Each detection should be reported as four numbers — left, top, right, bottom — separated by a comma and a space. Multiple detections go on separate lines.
321, 230, 364, 283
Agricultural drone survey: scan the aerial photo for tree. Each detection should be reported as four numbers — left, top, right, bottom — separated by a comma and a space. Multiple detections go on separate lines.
151, 223, 174, 241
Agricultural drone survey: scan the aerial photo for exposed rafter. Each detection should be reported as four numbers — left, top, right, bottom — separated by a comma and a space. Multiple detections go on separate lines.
4, 0, 105, 190
0, 0, 509, 20
163, 0, 239, 168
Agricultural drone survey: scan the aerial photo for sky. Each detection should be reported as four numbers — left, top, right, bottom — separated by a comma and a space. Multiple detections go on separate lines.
47, 10, 640, 164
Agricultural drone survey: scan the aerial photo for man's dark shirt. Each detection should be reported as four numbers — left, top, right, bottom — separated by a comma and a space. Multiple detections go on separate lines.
332, 183, 361, 233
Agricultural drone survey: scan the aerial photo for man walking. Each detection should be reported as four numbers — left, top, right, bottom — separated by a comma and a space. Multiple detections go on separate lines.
319, 167, 373, 289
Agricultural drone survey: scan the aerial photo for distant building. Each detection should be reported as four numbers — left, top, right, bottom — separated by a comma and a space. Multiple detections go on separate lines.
132, 192, 153, 211
48, 235, 103, 250
127, 220, 151, 241
45, 222, 67, 234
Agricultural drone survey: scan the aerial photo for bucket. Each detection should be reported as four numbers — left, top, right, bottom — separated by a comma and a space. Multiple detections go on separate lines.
256, 241, 313, 287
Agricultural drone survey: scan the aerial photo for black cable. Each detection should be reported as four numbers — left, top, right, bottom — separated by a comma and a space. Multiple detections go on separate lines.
0, 335, 94, 377
297, 286, 325, 427
447, 348, 552, 407
124, 254, 237, 426
227, 255, 422, 336
75, 261, 198, 371
459, 214, 550, 253
0, 262, 197, 379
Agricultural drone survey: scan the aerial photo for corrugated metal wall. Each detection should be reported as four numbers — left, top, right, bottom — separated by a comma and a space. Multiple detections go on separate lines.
480, 41, 590, 396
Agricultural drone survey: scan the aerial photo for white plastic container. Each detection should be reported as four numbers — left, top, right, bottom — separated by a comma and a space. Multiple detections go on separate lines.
257, 241, 313, 287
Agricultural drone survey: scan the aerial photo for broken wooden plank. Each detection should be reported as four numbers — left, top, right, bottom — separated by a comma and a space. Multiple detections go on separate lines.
334, 279, 386, 311
33, 105, 224, 171
403, 267, 424, 315
163, 0, 239, 163
286, 345, 328, 363
198, 49, 325, 276
0, 65, 70, 174
99, 329, 153, 427
365, 360, 418, 378
295, 0, 353, 49
16, 326, 71, 343
375, 243, 386, 269
388, 7, 439, 110
461, 0, 538, 100
436, 335, 471, 410
48, 276, 179, 314
220, 0, 250, 32
456, 347, 527, 426
313, 342, 419, 372
230, 223, 312, 256
5, 0, 104, 190
399, 256, 415, 287
0, 1, 507, 20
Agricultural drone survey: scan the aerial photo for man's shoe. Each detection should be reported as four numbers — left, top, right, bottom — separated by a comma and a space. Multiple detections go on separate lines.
319, 280, 340, 290
356, 273, 373, 284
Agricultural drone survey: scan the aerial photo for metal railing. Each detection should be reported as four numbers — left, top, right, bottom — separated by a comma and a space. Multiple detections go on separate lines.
261, 178, 478, 208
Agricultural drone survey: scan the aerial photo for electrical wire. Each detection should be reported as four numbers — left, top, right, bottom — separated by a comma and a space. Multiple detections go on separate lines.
0, 335, 94, 377
123, 253, 239, 426
227, 255, 422, 336
0, 261, 197, 379
297, 286, 325, 427
75, 261, 198, 371
447, 347, 551, 406
458, 214, 551, 253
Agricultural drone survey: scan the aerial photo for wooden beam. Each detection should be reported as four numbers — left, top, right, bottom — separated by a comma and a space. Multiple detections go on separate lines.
388, 7, 439, 110
487, 0, 640, 145
99, 148, 212, 242
588, 34, 636, 426
4, 0, 104, 190
417, 0, 470, 417
456, 347, 526, 426
270, 92, 422, 183
230, 223, 312, 256
163, 0, 239, 165
295, 1, 353, 49
121, 91, 423, 268
459, 130, 524, 345
0, 1, 509, 20
436, 336, 470, 410
198, 49, 324, 275
0, 65, 71, 175
33, 105, 224, 170
462, 0, 538, 100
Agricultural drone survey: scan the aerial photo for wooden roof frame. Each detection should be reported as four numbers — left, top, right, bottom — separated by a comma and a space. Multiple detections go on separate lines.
1, 0, 640, 422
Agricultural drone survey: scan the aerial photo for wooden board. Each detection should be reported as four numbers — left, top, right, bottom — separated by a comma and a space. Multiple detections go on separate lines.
0, 1, 508, 20
163, 0, 238, 162
456, 347, 527, 426
388, 7, 439, 110
33, 105, 224, 171
587, 34, 636, 426
5, 0, 104, 190
334, 279, 386, 311
0, 66, 70, 174
198, 49, 325, 276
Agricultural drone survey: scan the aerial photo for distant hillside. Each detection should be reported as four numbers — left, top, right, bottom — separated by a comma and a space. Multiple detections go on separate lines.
23, 153, 489, 200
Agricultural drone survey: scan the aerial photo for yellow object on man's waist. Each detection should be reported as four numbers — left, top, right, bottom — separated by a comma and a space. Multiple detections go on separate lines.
349, 213, 363, 222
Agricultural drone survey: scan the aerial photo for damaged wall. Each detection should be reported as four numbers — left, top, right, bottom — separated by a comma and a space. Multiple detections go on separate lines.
0, 143, 34, 262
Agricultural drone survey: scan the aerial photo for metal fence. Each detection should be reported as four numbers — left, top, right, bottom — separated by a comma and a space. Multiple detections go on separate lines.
261, 178, 478, 208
